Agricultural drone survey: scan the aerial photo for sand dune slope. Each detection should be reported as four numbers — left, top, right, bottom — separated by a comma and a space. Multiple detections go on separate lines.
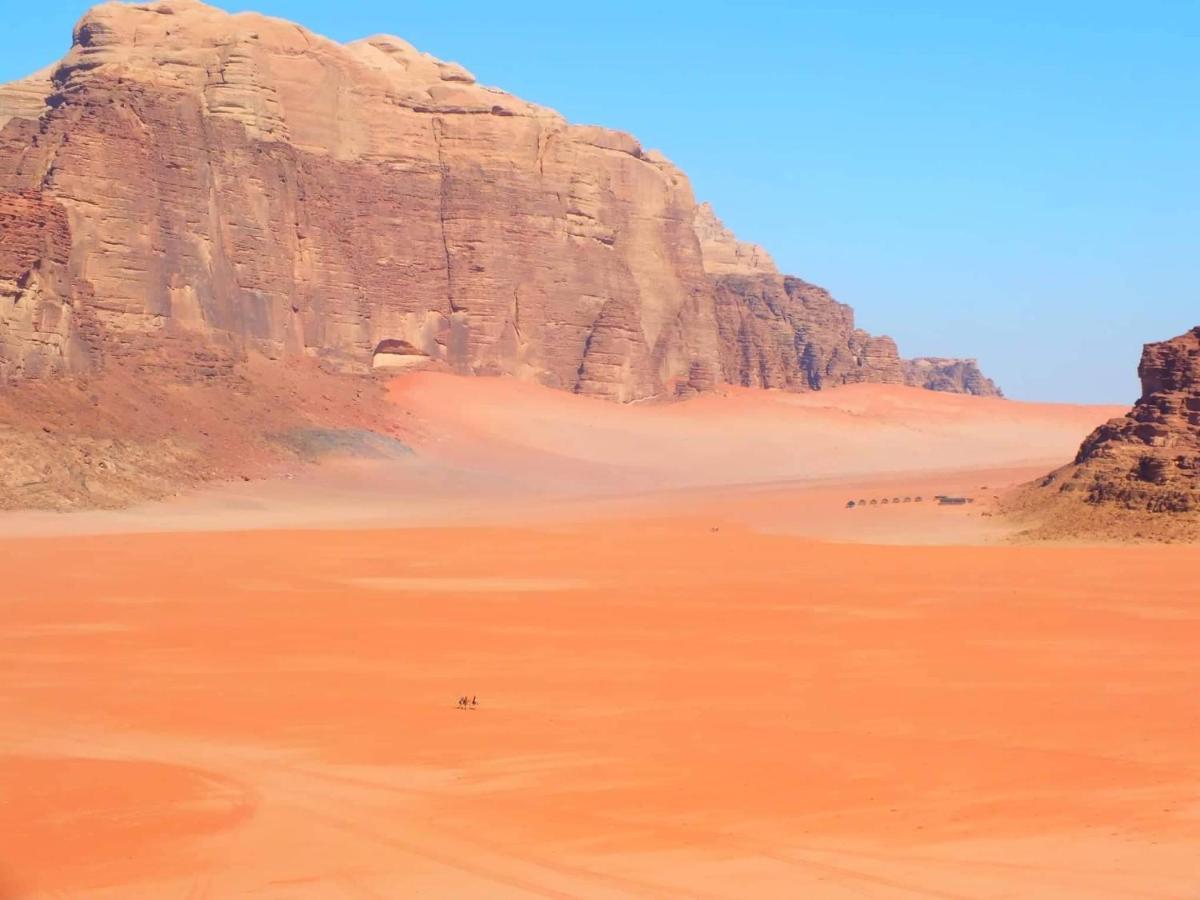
387, 374, 1120, 492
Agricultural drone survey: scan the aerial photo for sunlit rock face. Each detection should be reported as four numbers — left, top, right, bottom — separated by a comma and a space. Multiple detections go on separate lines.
0, 0, 996, 399
1066, 327, 1200, 512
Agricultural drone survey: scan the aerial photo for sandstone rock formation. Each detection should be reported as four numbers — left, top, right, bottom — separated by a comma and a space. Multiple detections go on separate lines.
0, 0, 996, 401
1060, 327, 1200, 512
710, 273, 902, 390
693, 202, 777, 277
904, 357, 1002, 397
695, 206, 999, 395
0, 191, 84, 377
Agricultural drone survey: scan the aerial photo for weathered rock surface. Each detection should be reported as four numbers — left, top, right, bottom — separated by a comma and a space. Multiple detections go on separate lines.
0, 190, 101, 378
0, 355, 405, 510
0, 0, 996, 402
710, 274, 902, 390
1058, 327, 1200, 512
904, 357, 1002, 397
693, 205, 998, 394
693, 202, 777, 277
0, 69, 52, 130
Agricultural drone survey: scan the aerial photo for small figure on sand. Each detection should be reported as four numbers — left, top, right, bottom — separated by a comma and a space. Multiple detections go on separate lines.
471, 695, 478, 708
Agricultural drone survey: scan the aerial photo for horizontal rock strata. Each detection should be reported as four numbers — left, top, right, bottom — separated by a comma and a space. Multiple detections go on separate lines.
904, 357, 1002, 397
0, 0, 996, 401
1061, 327, 1200, 512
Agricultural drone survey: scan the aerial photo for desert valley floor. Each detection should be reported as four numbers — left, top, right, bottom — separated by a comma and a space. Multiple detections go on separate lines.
2, 375, 1199, 899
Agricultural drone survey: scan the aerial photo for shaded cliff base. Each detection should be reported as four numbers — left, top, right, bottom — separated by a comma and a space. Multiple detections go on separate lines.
0, 357, 409, 511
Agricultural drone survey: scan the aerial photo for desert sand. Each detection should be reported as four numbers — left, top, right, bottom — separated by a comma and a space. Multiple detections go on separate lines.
3, 376, 1198, 899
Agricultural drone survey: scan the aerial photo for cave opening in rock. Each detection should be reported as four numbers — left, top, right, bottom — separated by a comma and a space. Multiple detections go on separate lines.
372, 339, 429, 370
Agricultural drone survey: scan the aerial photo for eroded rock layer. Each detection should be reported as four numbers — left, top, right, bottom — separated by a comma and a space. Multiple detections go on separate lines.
1061, 327, 1200, 512
711, 274, 904, 390
0, 0, 995, 401
904, 357, 1002, 397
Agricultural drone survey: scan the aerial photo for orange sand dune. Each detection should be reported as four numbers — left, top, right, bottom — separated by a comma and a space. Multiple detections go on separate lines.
4, 378, 1192, 899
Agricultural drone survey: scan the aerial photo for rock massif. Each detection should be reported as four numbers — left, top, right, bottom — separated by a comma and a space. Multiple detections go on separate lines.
904, 357, 1001, 397
0, 0, 996, 402
694, 204, 1000, 396
1062, 327, 1200, 513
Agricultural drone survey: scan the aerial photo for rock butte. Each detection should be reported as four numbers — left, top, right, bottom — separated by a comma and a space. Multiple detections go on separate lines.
1047, 326, 1200, 513
0, 0, 999, 401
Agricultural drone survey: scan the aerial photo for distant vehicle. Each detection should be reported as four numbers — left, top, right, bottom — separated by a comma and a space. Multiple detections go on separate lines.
938, 496, 970, 506
846, 500, 856, 508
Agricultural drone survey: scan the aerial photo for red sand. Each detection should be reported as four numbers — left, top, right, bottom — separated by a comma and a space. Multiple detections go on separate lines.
4, 376, 1196, 898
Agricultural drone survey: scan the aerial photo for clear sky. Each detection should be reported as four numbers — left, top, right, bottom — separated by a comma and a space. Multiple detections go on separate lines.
1, 1, 1196, 402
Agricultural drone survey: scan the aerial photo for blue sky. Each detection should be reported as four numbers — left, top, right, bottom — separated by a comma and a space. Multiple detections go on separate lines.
1, 1, 1196, 402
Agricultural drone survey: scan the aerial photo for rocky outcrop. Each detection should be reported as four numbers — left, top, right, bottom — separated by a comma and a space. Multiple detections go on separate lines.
574, 299, 657, 403
693, 202, 777, 277
0, 69, 52, 131
904, 357, 1002, 397
0, 0, 996, 401
693, 206, 1002, 395
1056, 327, 1200, 512
0, 190, 100, 378
694, 202, 910, 391
711, 274, 906, 390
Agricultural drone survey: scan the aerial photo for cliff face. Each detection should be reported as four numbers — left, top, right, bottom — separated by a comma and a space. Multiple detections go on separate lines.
0, 0, 996, 400
694, 206, 999, 395
1064, 327, 1200, 512
904, 357, 1002, 397
710, 274, 904, 391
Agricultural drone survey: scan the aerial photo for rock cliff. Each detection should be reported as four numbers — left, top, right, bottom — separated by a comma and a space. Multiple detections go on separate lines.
694, 206, 1000, 395
904, 357, 1002, 397
1063, 327, 1200, 512
0, 0, 996, 401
